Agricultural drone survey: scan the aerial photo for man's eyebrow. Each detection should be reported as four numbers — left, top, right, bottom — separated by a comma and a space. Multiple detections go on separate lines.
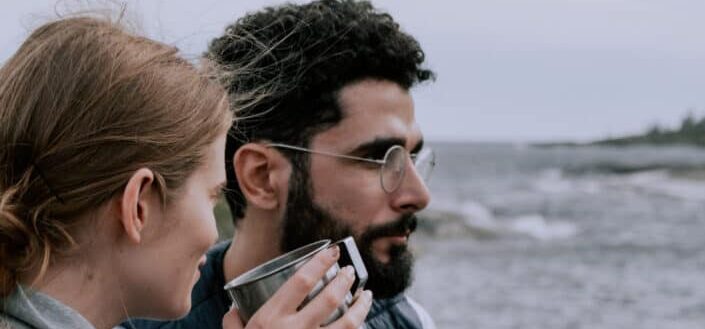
349, 137, 425, 156
410, 139, 424, 154
350, 137, 406, 155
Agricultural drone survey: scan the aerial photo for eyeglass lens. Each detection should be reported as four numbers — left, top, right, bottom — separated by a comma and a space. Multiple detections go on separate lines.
413, 148, 435, 182
381, 146, 406, 193
380, 146, 436, 193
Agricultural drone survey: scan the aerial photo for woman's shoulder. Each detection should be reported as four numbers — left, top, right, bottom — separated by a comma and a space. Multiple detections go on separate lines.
1, 286, 94, 329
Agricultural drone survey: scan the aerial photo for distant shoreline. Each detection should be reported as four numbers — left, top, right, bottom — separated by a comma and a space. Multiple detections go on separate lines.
533, 138, 705, 149
535, 113, 705, 148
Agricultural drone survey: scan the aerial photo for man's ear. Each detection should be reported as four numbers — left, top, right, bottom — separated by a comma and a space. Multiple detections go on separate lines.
233, 143, 290, 211
119, 168, 156, 244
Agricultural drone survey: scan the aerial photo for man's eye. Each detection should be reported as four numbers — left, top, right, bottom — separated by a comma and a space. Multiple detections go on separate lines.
366, 150, 388, 161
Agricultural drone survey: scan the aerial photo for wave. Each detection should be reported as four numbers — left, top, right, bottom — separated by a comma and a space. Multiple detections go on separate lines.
532, 167, 705, 201
505, 214, 579, 241
616, 170, 705, 201
532, 168, 602, 195
418, 200, 501, 239
419, 200, 579, 241
564, 163, 705, 175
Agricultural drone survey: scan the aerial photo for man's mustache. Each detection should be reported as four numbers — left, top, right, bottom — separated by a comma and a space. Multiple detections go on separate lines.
360, 214, 418, 242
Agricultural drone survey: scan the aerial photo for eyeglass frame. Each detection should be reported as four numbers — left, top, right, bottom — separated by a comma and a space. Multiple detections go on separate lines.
266, 142, 434, 193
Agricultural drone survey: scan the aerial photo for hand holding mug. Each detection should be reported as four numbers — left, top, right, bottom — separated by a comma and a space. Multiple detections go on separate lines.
222, 246, 372, 329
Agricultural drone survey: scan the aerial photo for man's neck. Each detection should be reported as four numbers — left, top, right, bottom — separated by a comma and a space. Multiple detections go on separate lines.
223, 212, 283, 283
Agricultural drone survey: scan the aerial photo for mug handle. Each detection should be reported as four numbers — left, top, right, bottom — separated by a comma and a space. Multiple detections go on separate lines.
333, 237, 368, 294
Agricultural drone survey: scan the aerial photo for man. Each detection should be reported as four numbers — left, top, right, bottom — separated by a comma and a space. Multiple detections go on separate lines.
127, 0, 436, 328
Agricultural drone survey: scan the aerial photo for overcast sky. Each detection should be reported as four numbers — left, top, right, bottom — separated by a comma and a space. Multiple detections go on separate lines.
2, 0, 705, 142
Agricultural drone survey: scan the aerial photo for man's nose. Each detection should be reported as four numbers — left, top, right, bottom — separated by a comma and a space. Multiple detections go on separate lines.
390, 157, 431, 212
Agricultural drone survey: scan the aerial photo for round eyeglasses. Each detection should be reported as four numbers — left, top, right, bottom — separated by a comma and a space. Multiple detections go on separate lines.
267, 143, 436, 193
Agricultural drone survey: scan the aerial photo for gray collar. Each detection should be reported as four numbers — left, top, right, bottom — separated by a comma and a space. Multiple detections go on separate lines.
1, 285, 95, 329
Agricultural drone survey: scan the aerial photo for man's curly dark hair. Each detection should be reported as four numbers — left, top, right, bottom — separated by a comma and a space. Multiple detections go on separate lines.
207, 0, 434, 222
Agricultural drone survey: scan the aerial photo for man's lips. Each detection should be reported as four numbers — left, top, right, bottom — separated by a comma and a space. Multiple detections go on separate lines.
387, 235, 408, 244
378, 230, 411, 244
361, 215, 417, 242
370, 230, 411, 263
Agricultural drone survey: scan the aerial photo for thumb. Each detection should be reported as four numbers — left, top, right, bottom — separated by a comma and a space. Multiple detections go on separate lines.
222, 307, 245, 329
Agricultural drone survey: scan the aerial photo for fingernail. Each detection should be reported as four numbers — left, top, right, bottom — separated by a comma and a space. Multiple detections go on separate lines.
342, 265, 355, 279
328, 245, 340, 259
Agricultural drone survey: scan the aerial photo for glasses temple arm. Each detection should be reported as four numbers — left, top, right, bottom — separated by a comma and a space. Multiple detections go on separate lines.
267, 143, 385, 164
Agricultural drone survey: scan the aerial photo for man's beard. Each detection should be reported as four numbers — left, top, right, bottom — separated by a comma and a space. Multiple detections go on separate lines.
280, 167, 417, 299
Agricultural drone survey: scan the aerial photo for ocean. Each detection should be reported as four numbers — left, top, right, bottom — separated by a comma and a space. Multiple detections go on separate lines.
409, 142, 705, 329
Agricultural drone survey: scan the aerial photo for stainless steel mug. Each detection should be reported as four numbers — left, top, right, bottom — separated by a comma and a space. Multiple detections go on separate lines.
223, 237, 368, 325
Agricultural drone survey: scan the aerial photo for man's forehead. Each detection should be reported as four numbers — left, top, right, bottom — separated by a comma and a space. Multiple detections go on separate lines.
336, 79, 415, 119
312, 79, 422, 150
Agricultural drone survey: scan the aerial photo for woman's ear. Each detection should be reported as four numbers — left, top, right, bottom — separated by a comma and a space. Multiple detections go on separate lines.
233, 144, 290, 211
119, 168, 156, 244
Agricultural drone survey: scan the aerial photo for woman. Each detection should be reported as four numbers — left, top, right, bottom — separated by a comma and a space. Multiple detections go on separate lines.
0, 16, 370, 329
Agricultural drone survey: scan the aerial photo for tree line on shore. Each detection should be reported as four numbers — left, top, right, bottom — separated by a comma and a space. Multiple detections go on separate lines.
595, 111, 705, 146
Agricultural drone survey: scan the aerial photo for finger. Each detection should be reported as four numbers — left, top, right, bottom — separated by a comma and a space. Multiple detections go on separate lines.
268, 245, 340, 312
300, 265, 356, 323
222, 307, 245, 329
326, 290, 373, 329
